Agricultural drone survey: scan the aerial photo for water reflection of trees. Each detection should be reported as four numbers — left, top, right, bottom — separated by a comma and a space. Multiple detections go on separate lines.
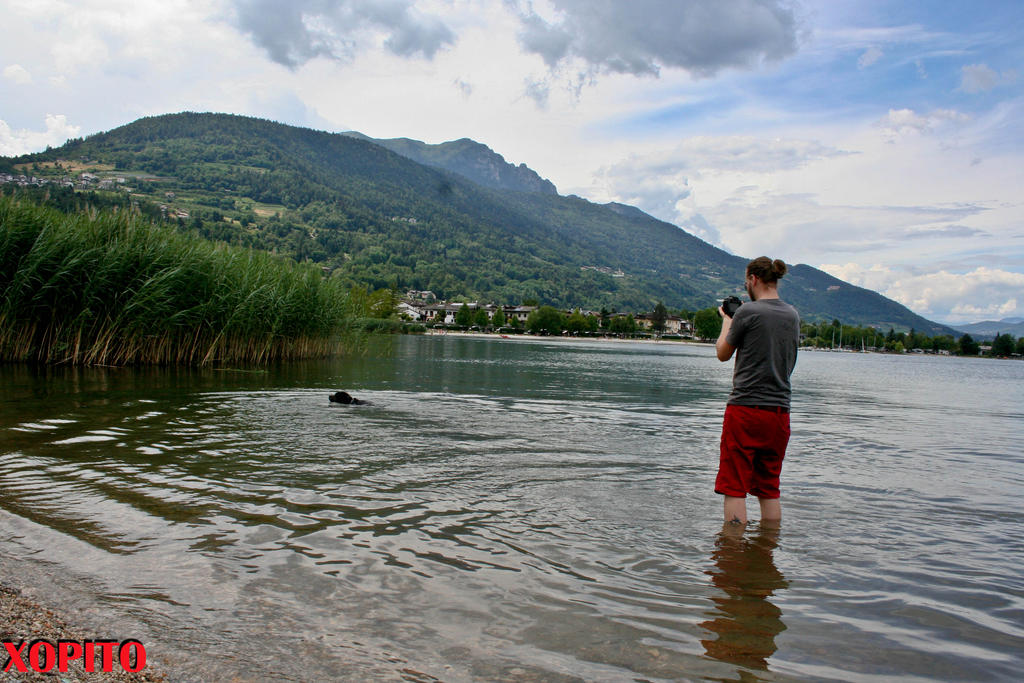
700, 523, 788, 673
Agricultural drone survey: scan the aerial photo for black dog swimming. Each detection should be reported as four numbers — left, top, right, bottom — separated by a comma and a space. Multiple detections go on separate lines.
329, 391, 370, 405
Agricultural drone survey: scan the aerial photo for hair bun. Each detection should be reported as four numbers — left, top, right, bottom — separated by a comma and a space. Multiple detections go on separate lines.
772, 259, 788, 278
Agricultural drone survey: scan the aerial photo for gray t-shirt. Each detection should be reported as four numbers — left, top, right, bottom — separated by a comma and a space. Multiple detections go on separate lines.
725, 298, 800, 408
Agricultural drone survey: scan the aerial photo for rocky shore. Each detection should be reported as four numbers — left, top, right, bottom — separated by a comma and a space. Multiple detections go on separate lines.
0, 583, 167, 682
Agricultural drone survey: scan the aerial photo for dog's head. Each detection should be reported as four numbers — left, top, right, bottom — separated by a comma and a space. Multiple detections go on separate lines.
329, 391, 354, 404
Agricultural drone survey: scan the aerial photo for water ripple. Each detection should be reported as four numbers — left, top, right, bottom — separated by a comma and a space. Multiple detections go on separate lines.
1, 342, 1022, 681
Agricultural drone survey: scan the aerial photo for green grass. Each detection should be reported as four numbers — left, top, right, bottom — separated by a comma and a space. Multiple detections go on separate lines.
0, 195, 361, 365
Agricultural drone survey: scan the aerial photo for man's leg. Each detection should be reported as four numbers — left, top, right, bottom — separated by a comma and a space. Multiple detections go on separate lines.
718, 406, 751, 524
724, 495, 747, 524
758, 497, 781, 523
751, 414, 787, 524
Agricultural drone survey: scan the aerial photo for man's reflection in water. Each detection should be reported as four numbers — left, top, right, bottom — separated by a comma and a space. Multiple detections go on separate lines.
700, 522, 789, 671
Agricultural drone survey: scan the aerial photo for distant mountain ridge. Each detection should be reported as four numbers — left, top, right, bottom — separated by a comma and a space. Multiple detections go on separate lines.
951, 318, 1024, 340
3, 112, 957, 335
342, 132, 558, 195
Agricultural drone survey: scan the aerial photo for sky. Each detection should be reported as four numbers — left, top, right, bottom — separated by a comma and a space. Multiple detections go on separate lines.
2, 0, 1023, 326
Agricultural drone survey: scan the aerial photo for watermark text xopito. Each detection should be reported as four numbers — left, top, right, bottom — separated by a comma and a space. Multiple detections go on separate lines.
2, 639, 146, 674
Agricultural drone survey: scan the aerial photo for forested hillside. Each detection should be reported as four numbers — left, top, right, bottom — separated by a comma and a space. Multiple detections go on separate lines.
341, 132, 558, 195
2, 112, 955, 333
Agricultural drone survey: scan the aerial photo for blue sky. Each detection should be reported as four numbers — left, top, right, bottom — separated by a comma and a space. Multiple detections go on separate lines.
2, 0, 1022, 325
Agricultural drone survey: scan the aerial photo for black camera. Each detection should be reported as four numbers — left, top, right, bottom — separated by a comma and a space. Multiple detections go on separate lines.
720, 295, 743, 318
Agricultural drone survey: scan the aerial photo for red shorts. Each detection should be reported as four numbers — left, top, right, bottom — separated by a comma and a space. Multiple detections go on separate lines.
716, 404, 790, 499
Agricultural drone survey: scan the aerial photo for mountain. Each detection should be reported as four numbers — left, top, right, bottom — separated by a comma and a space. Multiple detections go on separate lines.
2, 112, 956, 334
341, 132, 558, 195
951, 318, 1024, 340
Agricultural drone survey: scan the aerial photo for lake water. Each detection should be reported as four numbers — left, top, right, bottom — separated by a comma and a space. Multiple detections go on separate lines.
1, 335, 1022, 681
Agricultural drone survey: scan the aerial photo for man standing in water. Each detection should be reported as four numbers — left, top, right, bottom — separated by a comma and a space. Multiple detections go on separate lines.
715, 257, 800, 525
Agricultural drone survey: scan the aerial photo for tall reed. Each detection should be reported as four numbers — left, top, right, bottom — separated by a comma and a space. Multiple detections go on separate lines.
0, 195, 361, 365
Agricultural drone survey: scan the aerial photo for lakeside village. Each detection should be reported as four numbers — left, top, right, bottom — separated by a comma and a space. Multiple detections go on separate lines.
396, 290, 694, 338
397, 292, 1024, 357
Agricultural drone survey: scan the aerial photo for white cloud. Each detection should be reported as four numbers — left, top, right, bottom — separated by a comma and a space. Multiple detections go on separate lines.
960, 63, 999, 93
876, 107, 969, 142
821, 262, 902, 294
952, 298, 1018, 320
3, 64, 32, 84
0, 114, 81, 156
596, 134, 849, 215
677, 136, 850, 174
959, 63, 1017, 94
821, 263, 1024, 324
857, 46, 883, 69
902, 224, 987, 239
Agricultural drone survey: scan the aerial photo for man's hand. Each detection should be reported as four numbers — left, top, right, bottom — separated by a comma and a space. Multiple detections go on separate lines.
716, 312, 735, 361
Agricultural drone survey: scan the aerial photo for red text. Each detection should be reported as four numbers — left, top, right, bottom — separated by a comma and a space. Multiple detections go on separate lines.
3, 639, 146, 674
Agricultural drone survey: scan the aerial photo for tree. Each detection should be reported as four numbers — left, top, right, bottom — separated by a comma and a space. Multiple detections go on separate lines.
1016, 336, 1024, 356
694, 307, 722, 341
348, 286, 397, 319
908, 328, 930, 351
368, 288, 398, 318
608, 314, 636, 335
991, 333, 1015, 357
958, 333, 980, 356
651, 301, 668, 333
491, 307, 506, 328
526, 306, 565, 334
474, 307, 490, 329
565, 309, 590, 335
455, 303, 473, 327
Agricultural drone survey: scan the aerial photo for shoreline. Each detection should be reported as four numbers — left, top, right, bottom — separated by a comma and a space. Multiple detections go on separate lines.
422, 328, 713, 345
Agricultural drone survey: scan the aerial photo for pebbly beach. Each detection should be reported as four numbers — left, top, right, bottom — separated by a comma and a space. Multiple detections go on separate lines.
0, 581, 167, 682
